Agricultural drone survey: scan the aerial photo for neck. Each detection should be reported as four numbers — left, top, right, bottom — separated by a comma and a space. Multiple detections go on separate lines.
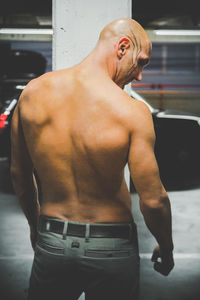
78, 44, 116, 81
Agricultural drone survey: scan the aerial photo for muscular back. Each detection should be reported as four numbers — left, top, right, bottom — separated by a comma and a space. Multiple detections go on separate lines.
17, 68, 137, 222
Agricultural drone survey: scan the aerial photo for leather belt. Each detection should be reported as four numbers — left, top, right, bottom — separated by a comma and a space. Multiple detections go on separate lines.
38, 215, 135, 239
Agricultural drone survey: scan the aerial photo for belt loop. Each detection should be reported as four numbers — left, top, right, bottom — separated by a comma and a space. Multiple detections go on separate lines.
85, 224, 90, 242
129, 223, 132, 241
62, 221, 69, 240
46, 221, 50, 232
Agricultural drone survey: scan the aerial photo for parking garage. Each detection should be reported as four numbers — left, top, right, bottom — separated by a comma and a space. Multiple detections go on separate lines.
0, 1, 200, 300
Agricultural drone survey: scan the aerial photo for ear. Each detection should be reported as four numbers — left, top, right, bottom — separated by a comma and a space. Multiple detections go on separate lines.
117, 37, 131, 59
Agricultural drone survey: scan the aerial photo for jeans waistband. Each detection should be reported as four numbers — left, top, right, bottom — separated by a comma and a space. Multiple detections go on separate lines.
38, 214, 136, 239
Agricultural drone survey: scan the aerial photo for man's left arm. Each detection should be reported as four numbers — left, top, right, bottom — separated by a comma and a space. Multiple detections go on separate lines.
10, 102, 40, 250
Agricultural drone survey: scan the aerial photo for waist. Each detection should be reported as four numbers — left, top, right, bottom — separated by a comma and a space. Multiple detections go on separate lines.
38, 214, 137, 239
40, 194, 133, 223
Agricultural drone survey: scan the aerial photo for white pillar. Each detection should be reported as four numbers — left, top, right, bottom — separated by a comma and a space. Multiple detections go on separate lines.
52, 1, 132, 194
53, 0, 132, 70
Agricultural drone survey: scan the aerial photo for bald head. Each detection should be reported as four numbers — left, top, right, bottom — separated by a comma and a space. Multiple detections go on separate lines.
99, 18, 150, 48
84, 18, 151, 88
95, 18, 151, 87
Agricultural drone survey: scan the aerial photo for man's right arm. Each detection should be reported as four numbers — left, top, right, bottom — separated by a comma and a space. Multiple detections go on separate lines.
128, 101, 174, 276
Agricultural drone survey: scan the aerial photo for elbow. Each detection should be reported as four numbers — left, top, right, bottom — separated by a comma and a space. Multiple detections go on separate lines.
10, 169, 35, 198
10, 164, 21, 185
10, 167, 21, 194
10, 165, 28, 190
140, 192, 169, 213
10, 165, 17, 184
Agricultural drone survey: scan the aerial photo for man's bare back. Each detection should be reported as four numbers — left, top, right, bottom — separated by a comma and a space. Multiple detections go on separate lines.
11, 18, 174, 280
18, 67, 137, 222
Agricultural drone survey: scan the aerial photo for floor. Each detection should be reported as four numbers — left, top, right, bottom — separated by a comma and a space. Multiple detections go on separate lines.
0, 159, 200, 300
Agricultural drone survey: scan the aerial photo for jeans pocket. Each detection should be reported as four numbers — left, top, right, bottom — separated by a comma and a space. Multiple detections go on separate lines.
85, 249, 130, 258
37, 240, 65, 255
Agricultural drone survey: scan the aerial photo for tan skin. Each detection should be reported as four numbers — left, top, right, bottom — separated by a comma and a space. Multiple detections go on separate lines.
11, 18, 174, 276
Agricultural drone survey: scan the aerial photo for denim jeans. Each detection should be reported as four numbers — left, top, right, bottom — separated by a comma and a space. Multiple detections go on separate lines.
27, 216, 140, 300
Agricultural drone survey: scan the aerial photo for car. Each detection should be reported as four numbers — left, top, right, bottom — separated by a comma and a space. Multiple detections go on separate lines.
0, 48, 46, 158
130, 89, 200, 190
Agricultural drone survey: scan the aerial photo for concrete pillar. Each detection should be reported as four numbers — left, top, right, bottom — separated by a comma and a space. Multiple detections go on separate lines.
52, 1, 132, 195
53, 0, 132, 70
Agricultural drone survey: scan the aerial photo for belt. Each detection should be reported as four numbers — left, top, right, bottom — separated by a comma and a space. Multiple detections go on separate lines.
38, 215, 135, 239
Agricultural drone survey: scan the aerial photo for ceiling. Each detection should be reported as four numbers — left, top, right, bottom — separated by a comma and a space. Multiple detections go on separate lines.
0, 0, 199, 29
132, 0, 199, 29
0, 0, 52, 16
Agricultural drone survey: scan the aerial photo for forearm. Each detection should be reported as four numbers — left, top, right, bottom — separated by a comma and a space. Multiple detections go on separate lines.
140, 195, 174, 253
11, 173, 40, 230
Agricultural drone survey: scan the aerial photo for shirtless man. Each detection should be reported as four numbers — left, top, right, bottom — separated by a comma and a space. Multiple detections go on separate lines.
11, 18, 174, 300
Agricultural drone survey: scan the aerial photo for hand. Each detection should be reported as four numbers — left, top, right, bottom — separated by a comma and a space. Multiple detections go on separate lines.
151, 245, 174, 276
30, 227, 37, 251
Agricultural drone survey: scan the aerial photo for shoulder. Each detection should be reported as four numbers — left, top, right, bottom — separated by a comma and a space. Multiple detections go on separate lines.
105, 85, 154, 133
18, 68, 71, 109
19, 69, 65, 106
19, 71, 56, 102
122, 94, 155, 141
17, 72, 56, 123
116, 89, 153, 125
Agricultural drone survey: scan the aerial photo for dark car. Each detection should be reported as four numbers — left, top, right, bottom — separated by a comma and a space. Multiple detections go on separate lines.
130, 89, 200, 190
0, 48, 46, 157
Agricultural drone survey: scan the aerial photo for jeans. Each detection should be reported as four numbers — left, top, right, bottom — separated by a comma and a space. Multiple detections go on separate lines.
27, 215, 140, 300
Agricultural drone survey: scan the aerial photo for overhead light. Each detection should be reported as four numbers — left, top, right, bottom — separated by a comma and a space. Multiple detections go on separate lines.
0, 28, 53, 35
155, 30, 200, 36
16, 85, 26, 90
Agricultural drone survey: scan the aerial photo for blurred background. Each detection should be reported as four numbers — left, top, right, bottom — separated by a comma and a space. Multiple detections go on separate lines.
132, 0, 200, 115
0, 0, 200, 299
